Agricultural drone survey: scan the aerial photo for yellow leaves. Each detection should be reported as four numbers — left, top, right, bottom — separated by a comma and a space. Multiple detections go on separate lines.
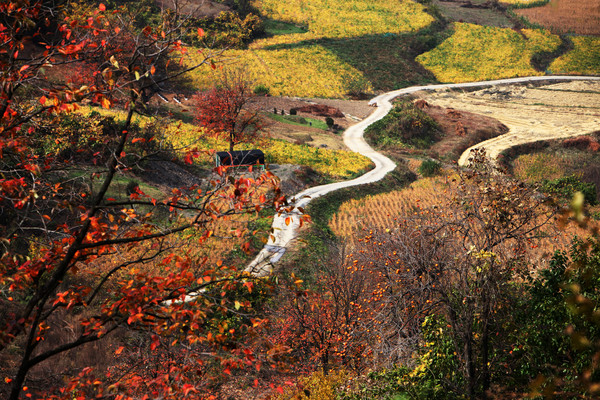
100, 96, 111, 109
109, 55, 119, 69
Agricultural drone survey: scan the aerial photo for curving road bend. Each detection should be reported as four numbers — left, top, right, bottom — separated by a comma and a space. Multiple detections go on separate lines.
245, 75, 600, 276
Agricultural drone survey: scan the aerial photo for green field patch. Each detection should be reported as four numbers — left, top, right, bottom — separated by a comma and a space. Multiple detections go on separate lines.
267, 112, 329, 130
501, 0, 550, 8
262, 18, 307, 36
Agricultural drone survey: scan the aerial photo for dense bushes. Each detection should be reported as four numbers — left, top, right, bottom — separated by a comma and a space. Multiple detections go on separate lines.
365, 99, 441, 149
338, 238, 600, 399
253, 83, 270, 95
418, 159, 441, 177
542, 175, 598, 206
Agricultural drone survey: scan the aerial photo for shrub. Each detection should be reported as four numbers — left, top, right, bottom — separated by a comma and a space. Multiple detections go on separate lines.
187, 11, 264, 49
289, 108, 297, 115
541, 175, 597, 206
125, 180, 140, 197
512, 152, 563, 183
418, 159, 441, 177
274, 370, 349, 400
365, 99, 441, 149
562, 135, 600, 151
325, 117, 335, 129
286, 115, 308, 124
253, 84, 270, 95
507, 239, 600, 392
344, 75, 371, 99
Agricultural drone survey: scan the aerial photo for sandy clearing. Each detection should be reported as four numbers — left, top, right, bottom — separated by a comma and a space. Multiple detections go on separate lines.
416, 81, 600, 165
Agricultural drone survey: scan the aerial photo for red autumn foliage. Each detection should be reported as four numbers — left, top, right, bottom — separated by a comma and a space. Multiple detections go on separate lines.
0, 2, 284, 399
194, 72, 263, 151
270, 251, 377, 375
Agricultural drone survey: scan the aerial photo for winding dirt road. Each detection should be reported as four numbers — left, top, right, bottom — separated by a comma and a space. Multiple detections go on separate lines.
245, 75, 600, 276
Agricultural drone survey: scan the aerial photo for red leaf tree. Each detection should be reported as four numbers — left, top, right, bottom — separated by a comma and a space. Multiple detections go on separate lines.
194, 71, 263, 152
271, 249, 377, 375
0, 2, 283, 399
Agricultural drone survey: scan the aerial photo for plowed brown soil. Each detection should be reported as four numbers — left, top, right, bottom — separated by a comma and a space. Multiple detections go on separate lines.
515, 0, 600, 35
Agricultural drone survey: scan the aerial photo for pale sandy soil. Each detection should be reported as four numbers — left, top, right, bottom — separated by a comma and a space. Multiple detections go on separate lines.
416, 81, 600, 165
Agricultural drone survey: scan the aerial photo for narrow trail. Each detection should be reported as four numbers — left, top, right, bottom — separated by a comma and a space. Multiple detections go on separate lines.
245, 75, 600, 276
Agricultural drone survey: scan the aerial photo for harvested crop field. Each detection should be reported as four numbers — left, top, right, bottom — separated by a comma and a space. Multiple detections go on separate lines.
515, 0, 600, 35
416, 80, 600, 164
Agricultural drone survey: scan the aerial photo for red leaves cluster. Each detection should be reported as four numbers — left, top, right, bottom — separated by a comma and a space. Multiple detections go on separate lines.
0, 2, 284, 399
272, 263, 377, 375
194, 73, 263, 152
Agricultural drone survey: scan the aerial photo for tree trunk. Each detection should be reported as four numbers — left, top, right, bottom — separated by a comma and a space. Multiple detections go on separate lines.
481, 299, 491, 398
465, 333, 476, 400
322, 350, 330, 376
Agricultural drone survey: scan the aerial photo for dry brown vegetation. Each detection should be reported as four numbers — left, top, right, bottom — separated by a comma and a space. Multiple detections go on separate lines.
329, 174, 591, 267
154, 0, 230, 18
516, 0, 600, 35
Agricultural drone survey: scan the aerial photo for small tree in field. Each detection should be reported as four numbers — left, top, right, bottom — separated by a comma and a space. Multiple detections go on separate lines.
271, 247, 376, 375
0, 2, 286, 399
194, 71, 263, 151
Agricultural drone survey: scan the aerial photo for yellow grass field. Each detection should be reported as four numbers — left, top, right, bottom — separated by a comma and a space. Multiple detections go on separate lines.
416, 23, 561, 83
330, 176, 451, 239
81, 108, 372, 179
252, 0, 434, 38
186, 45, 372, 98
549, 36, 600, 75
184, 0, 434, 97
